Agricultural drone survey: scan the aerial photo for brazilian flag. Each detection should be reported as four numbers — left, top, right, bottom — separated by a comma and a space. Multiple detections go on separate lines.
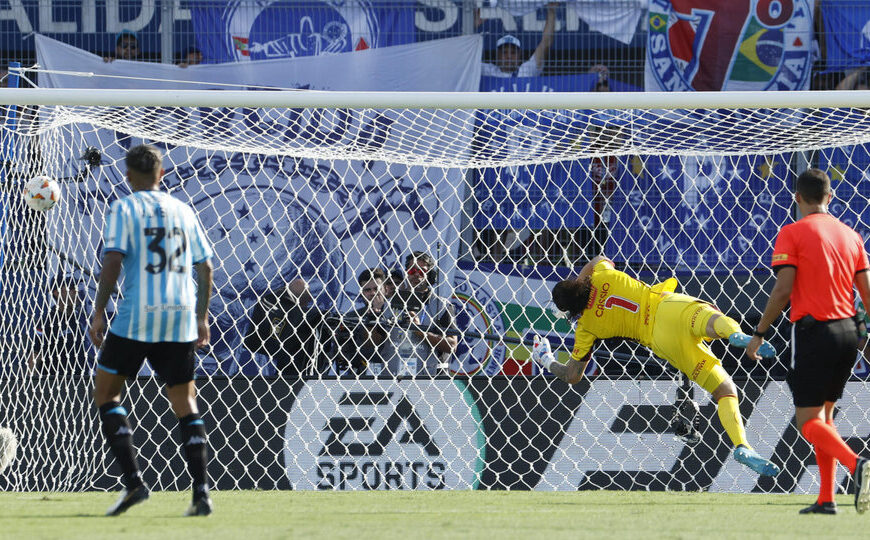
731, 18, 783, 82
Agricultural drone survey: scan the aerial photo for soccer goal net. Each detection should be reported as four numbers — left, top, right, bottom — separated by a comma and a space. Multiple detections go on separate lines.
2, 88, 870, 494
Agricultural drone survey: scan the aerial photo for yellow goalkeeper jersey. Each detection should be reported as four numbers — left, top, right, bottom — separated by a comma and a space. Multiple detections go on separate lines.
570, 259, 677, 362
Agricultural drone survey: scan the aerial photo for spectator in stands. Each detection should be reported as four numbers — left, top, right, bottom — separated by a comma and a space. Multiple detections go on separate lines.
104, 29, 140, 62
383, 268, 403, 301
178, 47, 203, 68
835, 67, 870, 90
340, 268, 390, 375
482, 2, 558, 77
589, 64, 609, 91
383, 252, 457, 375
29, 276, 93, 376
242, 278, 329, 376
809, 1, 837, 91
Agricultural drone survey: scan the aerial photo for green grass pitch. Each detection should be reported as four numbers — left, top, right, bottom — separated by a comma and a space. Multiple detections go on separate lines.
1, 491, 868, 539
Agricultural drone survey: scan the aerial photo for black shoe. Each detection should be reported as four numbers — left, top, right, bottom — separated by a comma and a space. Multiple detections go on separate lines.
670, 399, 701, 445
185, 497, 213, 517
854, 457, 870, 514
799, 501, 838, 515
106, 484, 150, 516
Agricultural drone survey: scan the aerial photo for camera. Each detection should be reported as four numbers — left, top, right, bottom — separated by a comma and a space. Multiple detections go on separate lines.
390, 288, 425, 316
81, 146, 103, 168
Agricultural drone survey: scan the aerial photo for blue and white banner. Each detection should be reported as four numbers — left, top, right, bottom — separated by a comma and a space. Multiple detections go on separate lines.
36, 34, 481, 375
486, 0, 645, 45
476, 73, 637, 234
480, 73, 641, 93
190, 0, 416, 63
469, 101, 628, 234
610, 154, 792, 270
472, 161, 594, 230
188, 0, 647, 62
449, 270, 508, 376
819, 0, 870, 72
818, 144, 870, 244
646, 0, 813, 91
0, 0, 195, 56
470, 148, 795, 272
0, 0, 644, 59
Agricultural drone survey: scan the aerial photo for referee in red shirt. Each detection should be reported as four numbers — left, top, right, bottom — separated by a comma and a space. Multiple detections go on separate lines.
748, 168, 870, 515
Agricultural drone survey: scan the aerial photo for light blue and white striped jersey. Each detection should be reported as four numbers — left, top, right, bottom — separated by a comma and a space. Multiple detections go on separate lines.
103, 190, 213, 343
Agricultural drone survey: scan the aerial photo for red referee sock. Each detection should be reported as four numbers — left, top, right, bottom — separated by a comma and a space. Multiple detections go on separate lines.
815, 449, 836, 503
802, 418, 857, 475
815, 418, 837, 504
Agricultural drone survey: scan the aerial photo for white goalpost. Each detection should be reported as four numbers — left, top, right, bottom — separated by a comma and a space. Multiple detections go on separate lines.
2, 87, 870, 494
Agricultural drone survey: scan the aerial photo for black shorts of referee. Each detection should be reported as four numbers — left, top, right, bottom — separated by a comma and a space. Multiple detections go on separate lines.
788, 316, 861, 407
97, 332, 196, 386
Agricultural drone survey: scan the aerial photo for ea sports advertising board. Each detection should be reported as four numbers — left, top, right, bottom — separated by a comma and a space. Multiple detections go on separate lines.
285, 380, 484, 490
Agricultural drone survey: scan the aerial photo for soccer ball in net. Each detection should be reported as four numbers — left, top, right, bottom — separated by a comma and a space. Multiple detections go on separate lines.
22, 176, 61, 211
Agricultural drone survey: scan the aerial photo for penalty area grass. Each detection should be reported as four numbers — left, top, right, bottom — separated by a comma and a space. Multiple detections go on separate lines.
0, 490, 867, 539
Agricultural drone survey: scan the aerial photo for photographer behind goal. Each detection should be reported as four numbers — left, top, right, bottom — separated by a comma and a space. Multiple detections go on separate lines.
242, 278, 332, 376
382, 252, 458, 376
338, 268, 390, 375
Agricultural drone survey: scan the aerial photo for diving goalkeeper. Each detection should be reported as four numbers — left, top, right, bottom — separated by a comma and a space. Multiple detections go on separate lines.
533, 255, 780, 477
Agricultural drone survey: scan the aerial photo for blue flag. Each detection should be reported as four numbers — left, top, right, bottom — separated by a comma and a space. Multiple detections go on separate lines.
611, 154, 791, 270
471, 75, 639, 235
821, 0, 870, 72
480, 73, 641, 93
190, 0, 416, 63
819, 144, 870, 241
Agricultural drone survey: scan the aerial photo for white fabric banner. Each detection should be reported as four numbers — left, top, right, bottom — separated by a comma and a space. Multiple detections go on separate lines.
36, 34, 483, 375
485, 0, 646, 45
36, 33, 482, 91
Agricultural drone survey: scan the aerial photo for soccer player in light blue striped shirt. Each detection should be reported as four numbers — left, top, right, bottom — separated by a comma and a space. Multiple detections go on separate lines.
100, 172, 212, 343
89, 144, 214, 517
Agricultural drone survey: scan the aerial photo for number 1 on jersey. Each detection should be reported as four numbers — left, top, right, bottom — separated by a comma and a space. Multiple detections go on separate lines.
604, 295, 639, 313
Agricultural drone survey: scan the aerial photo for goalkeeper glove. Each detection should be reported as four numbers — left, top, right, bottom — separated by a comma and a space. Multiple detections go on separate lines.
532, 335, 556, 370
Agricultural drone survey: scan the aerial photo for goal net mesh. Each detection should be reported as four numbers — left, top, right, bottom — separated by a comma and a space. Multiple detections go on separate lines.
2, 98, 870, 494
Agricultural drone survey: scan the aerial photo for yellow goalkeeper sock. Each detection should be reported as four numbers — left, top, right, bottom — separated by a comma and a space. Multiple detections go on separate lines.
713, 315, 742, 339
688, 304, 740, 339
717, 394, 750, 448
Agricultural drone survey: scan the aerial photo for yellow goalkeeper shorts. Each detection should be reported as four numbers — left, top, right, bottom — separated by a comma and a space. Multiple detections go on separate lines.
649, 294, 729, 394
